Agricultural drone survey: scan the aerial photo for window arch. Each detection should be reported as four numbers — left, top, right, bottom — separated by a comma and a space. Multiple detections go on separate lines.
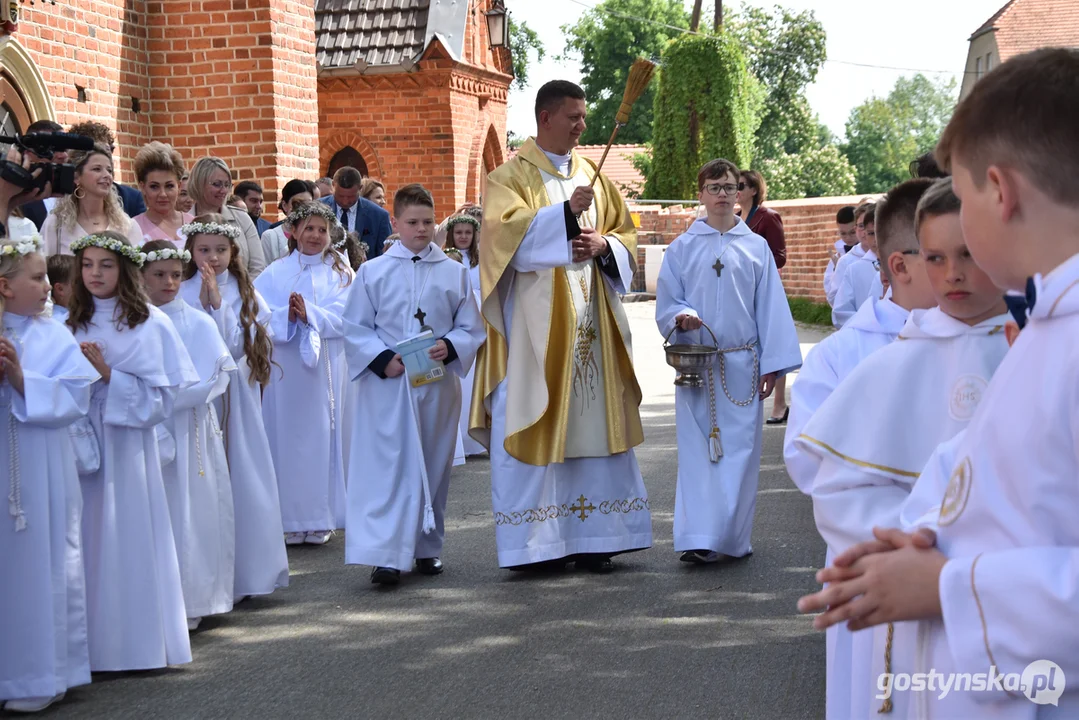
328, 146, 368, 178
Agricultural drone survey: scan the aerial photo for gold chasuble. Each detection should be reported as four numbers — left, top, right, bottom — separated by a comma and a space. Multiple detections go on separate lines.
469, 138, 644, 466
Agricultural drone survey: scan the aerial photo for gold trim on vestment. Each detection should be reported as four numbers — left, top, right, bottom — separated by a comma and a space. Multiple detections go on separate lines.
468, 137, 643, 466
797, 434, 921, 478
494, 496, 650, 526
970, 553, 1023, 700
1048, 278, 1079, 318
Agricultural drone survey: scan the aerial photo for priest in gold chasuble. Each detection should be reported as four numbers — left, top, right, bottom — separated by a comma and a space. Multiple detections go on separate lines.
469, 80, 652, 571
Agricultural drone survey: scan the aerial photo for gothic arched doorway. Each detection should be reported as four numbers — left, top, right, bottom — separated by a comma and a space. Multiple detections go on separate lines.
0, 71, 33, 136
328, 146, 368, 178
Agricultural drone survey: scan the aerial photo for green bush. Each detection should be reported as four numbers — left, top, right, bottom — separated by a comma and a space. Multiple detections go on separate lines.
788, 297, 833, 326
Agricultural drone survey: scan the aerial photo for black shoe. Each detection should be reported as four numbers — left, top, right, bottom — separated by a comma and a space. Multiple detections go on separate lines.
766, 407, 790, 425
371, 567, 401, 585
507, 559, 569, 572
576, 554, 615, 574
679, 549, 720, 564
415, 557, 444, 575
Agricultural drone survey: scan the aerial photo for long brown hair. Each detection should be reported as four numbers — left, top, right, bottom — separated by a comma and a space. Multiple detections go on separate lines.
66, 231, 151, 332
287, 205, 354, 287
183, 213, 274, 386
442, 214, 480, 268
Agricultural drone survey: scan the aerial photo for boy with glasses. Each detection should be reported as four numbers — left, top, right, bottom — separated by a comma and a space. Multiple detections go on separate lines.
655, 158, 801, 565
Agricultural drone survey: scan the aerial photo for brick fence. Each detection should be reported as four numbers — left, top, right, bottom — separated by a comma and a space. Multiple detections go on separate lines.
630, 195, 878, 303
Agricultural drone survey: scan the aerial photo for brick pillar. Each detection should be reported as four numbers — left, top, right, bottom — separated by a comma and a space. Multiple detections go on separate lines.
147, 0, 318, 218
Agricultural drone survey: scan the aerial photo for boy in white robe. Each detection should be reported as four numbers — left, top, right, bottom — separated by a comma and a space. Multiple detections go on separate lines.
343, 184, 484, 585
46, 254, 74, 324
795, 176, 1010, 718
800, 48, 1079, 718
656, 158, 802, 564
828, 203, 873, 310
143, 241, 237, 632
823, 205, 857, 306
67, 231, 199, 673
784, 180, 938, 720
0, 241, 97, 713
831, 205, 881, 328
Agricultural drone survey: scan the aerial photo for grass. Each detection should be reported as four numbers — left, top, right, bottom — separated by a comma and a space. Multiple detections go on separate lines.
788, 297, 833, 326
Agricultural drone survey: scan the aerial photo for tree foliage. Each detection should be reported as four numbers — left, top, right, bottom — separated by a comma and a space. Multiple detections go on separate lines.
560, 0, 688, 145
842, 74, 957, 193
728, 5, 827, 162
644, 33, 762, 199
761, 145, 856, 200
509, 19, 546, 91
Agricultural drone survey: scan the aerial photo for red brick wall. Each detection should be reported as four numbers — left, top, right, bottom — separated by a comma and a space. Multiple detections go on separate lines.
16, 0, 152, 182
318, 57, 509, 222
13, 0, 318, 212
632, 195, 876, 301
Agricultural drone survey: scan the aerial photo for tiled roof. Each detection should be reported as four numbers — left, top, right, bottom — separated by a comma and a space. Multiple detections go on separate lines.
315, 0, 470, 71
575, 144, 648, 198
316, 0, 430, 69
971, 0, 1079, 61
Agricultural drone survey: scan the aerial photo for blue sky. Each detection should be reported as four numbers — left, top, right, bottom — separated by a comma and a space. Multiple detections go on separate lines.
506, 0, 1008, 142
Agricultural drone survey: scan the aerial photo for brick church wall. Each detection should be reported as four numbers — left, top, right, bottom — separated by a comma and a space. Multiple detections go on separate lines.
17, 0, 152, 182
632, 195, 879, 301
14, 0, 319, 213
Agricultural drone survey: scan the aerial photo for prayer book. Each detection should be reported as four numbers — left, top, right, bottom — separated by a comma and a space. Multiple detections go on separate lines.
396, 330, 445, 387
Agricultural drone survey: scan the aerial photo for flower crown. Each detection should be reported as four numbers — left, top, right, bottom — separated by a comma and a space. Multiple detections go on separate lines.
143, 247, 192, 264
178, 221, 241, 245
289, 201, 339, 228
444, 247, 463, 262
332, 237, 370, 254
444, 214, 481, 233
70, 234, 146, 267
0, 234, 44, 259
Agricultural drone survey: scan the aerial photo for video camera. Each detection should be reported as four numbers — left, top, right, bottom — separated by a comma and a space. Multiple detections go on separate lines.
0, 132, 95, 195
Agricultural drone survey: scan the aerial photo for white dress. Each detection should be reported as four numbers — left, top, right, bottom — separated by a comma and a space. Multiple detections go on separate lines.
254, 251, 352, 534
73, 297, 199, 671
0, 313, 96, 702
342, 241, 485, 570
180, 271, 289, 597
656, 217, 802, 557
157, 297, 237, 620
458, 262, 485, 457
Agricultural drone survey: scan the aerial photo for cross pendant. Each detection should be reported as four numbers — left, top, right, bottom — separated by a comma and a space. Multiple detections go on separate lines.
414, 307, 426, 327
713, 258, 724, 277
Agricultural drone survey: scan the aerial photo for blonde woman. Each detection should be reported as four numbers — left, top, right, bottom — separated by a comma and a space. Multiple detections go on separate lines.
187, 157, 267, 277
41, 144, 143, 255
359, 178, 386, 207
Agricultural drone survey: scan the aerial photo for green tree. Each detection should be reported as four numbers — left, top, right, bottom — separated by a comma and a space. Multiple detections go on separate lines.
509, 19, 545, 91
728, 5, 827, 162
560, 0, 688, 145
842, 74, 957, 193
644, 33, 762, 199
761, 145, 856, 200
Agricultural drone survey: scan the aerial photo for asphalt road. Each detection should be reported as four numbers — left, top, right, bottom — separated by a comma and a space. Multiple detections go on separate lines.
46, 302, 834, 720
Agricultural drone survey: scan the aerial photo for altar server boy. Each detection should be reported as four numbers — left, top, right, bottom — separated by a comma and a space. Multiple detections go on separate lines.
342, 184, 484, 586
656, 158, 801, 565
783, 179, 937, 720
785, 178, 938, 495
799, 47, 1079, 719
831, 205, 882, 327
0, 238, 98, 713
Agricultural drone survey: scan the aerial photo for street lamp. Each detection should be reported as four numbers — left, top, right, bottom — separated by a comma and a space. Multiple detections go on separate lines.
485, 0, 509, 49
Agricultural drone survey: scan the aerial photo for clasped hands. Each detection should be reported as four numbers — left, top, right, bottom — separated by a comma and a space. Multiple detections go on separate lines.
569, 187, 606, 263
673, 313, 778, 400
287, 292, 308, 324
798, 526, 947, 632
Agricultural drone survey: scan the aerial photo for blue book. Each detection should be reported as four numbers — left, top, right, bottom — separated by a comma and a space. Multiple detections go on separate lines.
396, 330, 445, 388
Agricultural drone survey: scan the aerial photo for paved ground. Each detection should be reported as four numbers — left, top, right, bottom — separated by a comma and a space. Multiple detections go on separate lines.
48, 302, 834, 720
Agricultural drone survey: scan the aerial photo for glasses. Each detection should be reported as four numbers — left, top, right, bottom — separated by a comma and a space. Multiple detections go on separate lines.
900, 250, 920, 256
209, 180, 231, 190
703, 183, 740, 196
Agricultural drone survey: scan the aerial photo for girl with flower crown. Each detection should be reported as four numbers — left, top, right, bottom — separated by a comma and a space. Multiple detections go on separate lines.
0, 236, 99, 713
141, 240, 237, 631
66, 230, 198, 673
178, 214, 289, 599
441, 213, 485, 458
254, 201, 353, 546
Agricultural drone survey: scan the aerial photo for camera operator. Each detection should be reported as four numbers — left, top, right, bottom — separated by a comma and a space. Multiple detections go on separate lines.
0, 144, 57, 240
19, 119, 67, 230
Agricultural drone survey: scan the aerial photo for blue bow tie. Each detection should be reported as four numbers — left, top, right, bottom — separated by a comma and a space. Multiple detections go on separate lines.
1025, 276, 1037, 312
